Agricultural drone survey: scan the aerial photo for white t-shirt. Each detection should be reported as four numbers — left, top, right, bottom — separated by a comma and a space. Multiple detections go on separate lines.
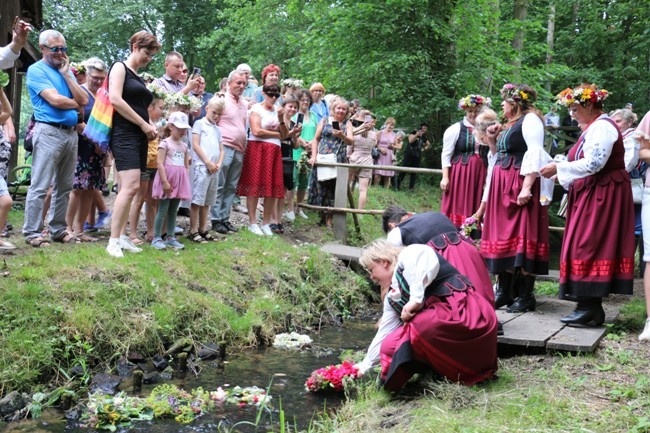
192, 118, 223, 165
248, 103, 281, 146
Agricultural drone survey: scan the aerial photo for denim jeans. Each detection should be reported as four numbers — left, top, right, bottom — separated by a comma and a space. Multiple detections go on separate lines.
22, 123, 78, 240
210, 146, 243, 222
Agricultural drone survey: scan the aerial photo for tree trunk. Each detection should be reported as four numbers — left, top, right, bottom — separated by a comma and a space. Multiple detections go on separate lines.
545, 2, 555, 92
511, 0, 528, 77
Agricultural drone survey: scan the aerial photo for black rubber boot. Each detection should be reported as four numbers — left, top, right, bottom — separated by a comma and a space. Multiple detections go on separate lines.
560, 297, 605, 326
506, 273, 536, 313
494, 272, 514, 309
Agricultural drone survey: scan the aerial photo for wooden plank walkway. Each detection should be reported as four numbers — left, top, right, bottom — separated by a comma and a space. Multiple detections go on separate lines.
321, 243, 616, 353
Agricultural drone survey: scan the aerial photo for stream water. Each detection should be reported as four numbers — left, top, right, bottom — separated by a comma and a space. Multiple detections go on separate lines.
4, 319, 378, 433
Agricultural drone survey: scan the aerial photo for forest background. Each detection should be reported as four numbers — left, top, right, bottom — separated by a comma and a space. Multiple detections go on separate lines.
32, 0, 650, 164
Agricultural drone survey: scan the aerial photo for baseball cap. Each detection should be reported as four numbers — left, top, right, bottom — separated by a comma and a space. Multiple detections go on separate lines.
167, 111, 191, 129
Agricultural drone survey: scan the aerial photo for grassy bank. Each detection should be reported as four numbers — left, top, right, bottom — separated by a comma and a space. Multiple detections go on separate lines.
0, 215, 374, 396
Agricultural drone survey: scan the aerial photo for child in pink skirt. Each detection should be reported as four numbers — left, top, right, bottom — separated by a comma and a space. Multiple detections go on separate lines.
151, 111, 192, 250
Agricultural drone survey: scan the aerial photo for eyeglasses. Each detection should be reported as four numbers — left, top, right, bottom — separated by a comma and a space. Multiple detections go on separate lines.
89, 75, 105, 81
43, 45, 67, 53
300, 98, 310, 103
266, 93, 280, 99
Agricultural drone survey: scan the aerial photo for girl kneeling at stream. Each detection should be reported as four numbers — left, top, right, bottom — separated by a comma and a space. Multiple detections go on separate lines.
356, 240, 498, 391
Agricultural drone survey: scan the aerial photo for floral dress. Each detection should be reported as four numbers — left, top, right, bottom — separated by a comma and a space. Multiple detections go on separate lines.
74, 88, 106, 190
307, 120, 348, 207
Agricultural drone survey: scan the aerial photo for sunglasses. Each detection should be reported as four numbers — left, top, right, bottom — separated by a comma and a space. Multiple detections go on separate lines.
266, 93, 280, 99
43, 45, 67, 53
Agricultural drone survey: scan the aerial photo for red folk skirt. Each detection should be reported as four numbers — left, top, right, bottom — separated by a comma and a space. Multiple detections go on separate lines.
236, 140, 285, 199
441, 154, 487, 228
559, 170, 635, 299
379, 287, 498, 390
427, 236, 495, 305
480, 164, 549, 275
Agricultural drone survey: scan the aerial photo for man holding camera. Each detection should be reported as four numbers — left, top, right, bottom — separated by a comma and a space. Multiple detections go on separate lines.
396, 122, 430, 191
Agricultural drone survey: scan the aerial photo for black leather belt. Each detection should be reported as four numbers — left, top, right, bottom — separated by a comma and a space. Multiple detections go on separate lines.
38, 121, 76, 131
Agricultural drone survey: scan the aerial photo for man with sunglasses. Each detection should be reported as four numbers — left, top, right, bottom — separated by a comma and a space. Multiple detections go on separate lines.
23, 30, 88, 246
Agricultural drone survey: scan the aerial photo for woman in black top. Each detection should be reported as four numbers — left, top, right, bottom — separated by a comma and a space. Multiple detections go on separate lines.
106, 30, 161, 258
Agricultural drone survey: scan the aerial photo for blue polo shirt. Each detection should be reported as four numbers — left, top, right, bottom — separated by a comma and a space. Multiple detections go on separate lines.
27, 60, 78, 126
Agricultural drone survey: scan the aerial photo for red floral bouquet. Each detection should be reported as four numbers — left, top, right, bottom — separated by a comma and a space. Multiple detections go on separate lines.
305, 360, 360, 392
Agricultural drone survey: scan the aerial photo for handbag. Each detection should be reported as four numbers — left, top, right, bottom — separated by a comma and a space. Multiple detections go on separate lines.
82, 76, 113, 153
371, 146, 380, 160
23, 114, 36, 152
316, 153, 337, 181
632, 178, 644, 204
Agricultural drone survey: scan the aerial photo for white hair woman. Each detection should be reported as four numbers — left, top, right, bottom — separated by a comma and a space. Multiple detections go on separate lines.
356, 239, 498, 391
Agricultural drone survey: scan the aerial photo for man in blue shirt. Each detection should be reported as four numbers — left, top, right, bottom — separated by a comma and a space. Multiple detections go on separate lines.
23, 29, 88, 246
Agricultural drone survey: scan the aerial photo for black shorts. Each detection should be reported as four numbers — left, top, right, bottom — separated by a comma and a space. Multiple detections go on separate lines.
110, 126, 147, 172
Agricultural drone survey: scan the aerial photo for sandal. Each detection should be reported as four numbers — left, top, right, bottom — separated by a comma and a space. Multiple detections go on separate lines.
27, 236, 51, 248
199, 231, 215, 241
189, 232, 208, 243
77, 233, 99, 243
53, 232, 79, 244
0, 239, 16, 250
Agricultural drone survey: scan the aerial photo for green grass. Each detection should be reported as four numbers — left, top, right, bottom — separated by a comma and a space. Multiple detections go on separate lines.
0, 222, 372, 395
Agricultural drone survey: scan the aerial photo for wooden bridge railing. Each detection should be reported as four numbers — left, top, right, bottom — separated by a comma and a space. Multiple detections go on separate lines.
301, 161, 565, 242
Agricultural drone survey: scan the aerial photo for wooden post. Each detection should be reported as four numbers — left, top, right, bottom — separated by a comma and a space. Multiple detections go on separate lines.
333, 166, 349, 242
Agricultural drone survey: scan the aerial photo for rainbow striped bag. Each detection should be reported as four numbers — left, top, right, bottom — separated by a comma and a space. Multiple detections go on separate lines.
82, 77, 113, 153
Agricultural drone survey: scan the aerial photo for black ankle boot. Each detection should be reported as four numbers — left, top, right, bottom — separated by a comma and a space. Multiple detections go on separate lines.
560, 298, 605, 326
506, 273, 536, 313
494, 272, 514, 309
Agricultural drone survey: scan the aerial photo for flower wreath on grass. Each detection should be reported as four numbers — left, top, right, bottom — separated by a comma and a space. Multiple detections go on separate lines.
305, 360, 360, 393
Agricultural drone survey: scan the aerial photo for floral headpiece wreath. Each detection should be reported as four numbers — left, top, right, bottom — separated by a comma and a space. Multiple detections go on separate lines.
281, 78, 304, 89
70, 62, 86, 76
458, 94, 491, 110
167, 92, 204, 111
555, 84, 609, 108
146, 82, 171, 104
500, 83, 535, 106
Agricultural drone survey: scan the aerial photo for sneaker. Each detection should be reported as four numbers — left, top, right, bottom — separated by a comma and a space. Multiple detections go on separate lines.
174, 226, 184, 235
151, 237, 167, 250
297, 209, 308, 219
106, 238, 124, 258
83, 221, 98, 233
223, 221, 239, 233
248, 224, 264, 236
102, 185, 110, 197
165, 237, 185, 250
640, 318, 650, 342
260, 224, 274, 236
95, 210, 112, 230
212, 221, 229, 234
232, 204, 248, 214
283, 211, 296, 222
177, 207, 190, 218
270, 223, 284, 234
119, 235, 143, 253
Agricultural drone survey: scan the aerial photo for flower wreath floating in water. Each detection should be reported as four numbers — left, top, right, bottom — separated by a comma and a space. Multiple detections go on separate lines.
273, 332, 313, 349
81, 383, 271, 431
305, 360, 360, 393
